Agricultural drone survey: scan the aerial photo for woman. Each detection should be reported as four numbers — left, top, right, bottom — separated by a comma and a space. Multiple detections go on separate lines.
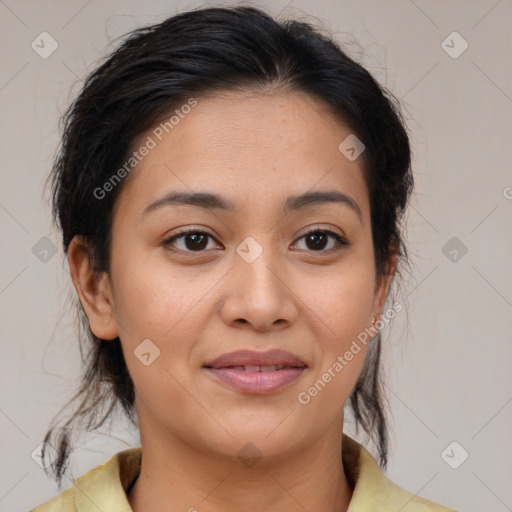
30, 5, 456, 511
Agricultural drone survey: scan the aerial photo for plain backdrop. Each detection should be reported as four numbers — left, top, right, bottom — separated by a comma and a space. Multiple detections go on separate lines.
1, 1, 511, 511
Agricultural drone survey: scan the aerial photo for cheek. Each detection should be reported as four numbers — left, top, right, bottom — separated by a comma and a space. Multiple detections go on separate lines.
111, 253, 221, 402
110, 246, 206, 342
112, 261, 211, 418
306, 259, 376, 345
298, 258, 375, 405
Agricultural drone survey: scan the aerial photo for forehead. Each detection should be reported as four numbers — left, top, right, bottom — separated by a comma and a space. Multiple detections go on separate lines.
114, 90, 369, 219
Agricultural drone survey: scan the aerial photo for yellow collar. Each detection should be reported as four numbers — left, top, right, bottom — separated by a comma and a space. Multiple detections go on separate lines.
34, 434, 455, 511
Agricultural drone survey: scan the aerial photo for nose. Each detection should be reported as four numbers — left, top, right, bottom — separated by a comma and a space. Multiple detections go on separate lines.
219, 245, 299, 332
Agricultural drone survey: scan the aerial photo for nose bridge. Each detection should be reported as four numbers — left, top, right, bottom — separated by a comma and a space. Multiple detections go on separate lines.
220, 234, 297, 330
234, 234, 283, 300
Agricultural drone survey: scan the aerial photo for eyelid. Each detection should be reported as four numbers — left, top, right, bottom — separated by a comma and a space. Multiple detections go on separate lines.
298, 224, 347, 240
168, 225, 216, 239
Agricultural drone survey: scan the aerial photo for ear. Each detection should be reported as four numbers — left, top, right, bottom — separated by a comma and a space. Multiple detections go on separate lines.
372, 244, 399, 322
67, 235, 119, 341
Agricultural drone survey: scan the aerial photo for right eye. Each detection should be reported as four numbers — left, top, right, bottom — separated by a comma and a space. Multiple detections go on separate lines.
162, 228, 222, 253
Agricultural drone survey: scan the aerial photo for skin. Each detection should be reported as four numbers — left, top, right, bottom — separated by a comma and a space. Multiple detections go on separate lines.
68, 89, 397, 512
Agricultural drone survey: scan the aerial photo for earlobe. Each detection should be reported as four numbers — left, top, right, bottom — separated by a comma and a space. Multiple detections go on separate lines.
67, 235, 119, 341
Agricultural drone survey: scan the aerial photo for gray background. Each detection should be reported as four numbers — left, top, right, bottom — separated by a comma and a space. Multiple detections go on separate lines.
1, 1, 511, 511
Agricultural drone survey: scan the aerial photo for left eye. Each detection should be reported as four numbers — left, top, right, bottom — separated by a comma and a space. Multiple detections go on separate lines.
163, 228, 348, 253
293, 229, 348, 252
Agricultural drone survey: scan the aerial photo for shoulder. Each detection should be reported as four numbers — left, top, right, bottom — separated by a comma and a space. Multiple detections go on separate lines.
343, 435, 457, 512
29, 447, 142, 512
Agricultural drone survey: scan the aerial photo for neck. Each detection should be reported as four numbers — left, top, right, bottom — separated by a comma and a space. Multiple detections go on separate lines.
128, 415, 353, 512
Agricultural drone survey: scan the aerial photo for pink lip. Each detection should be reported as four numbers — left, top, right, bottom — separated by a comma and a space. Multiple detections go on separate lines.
205, 367, 306, 393
204, 349, 307, 368
203, 349, 308, 394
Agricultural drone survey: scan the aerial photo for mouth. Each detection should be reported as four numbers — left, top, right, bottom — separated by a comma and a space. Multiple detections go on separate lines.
207, 364, 303, 372
203, 349, 307, 394
203, 349, 307, 369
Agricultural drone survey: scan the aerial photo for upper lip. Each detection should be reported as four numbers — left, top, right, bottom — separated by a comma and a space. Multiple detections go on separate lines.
203, 349, 307, 368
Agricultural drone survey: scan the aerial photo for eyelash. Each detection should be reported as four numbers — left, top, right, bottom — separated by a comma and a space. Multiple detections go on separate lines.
162, 226, 349, 255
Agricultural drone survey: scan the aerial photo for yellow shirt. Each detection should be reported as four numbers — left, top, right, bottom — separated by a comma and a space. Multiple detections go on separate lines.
30, 435, 456, 511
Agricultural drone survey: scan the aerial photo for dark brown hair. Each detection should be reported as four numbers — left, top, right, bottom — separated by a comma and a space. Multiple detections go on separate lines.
42, 5, 413, 484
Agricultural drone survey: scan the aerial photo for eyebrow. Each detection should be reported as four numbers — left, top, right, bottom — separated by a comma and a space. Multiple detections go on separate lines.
142, 189, 363, 223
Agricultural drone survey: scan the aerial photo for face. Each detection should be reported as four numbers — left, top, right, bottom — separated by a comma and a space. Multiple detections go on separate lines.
73, 89, 394, 464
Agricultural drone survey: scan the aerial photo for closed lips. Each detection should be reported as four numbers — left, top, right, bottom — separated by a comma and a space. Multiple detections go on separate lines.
203, 349, 308, 370
221, 365, 301, 372
203, 349, 307, 394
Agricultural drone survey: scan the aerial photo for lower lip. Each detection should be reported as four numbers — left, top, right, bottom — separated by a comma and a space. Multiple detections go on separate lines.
204, 367, 306, 394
